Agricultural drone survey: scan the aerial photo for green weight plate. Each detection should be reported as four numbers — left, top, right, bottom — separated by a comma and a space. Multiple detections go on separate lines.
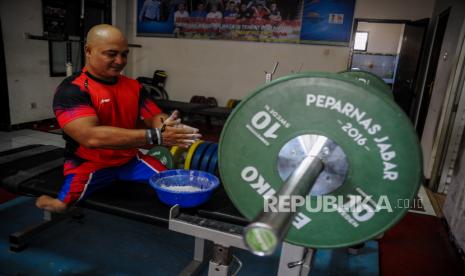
339, 70, 393, 99
148, 146, 174, 169
219, 72, 422, 248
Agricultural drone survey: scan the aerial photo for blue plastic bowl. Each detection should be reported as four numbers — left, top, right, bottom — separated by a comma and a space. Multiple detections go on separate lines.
149, 170, 220, 208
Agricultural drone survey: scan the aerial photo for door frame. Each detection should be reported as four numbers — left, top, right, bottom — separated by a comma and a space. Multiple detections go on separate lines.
0, 18, 11, 130
348, 18, 411, 70
430, 19, 465, 193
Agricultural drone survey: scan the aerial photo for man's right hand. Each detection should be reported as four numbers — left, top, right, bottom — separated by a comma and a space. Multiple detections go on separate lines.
162, 125, 202, 148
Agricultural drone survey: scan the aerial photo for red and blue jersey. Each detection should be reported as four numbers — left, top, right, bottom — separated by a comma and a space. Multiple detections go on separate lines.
53, 69, 161, 174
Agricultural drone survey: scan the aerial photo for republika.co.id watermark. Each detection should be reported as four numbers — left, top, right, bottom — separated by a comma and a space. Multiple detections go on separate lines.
263, 195, 424, 213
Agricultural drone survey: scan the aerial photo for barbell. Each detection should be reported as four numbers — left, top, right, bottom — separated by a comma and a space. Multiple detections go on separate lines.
218, 71, 422, 255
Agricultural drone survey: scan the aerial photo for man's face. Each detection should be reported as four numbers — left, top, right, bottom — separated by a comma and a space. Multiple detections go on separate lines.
85, 36, 129, 80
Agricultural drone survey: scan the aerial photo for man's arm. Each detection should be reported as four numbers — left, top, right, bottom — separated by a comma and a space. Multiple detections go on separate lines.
65, 115, 201, 149
64, 116, 147, 149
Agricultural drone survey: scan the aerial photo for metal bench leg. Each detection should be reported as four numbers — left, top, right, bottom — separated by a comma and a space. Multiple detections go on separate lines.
208, 244, 233, 276
179, 237, 208, 276
9, 208, 82, 252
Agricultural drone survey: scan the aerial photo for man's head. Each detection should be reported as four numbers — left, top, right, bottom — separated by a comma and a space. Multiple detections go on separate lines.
85, 24, 129, 81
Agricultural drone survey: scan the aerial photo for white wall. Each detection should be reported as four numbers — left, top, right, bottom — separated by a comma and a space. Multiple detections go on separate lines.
355, 0, 435, 20
1, 0, 62, 125
125, 0, 435, 106
2, 0, 435, 124
357, 22, 403, 54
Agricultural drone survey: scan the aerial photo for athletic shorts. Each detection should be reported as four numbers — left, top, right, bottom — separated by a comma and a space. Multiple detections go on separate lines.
58, 152, 166, 204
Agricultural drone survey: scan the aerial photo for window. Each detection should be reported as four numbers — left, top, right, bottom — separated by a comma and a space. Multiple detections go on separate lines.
354, 31, 368, 51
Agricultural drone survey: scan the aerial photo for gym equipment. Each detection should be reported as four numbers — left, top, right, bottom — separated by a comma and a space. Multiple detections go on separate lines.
339, 70, 393, 98
219, 72, 422, 254
184, 140, 204, 170
137, 77, 169, 100
265, 62, 279, 83
152, 70, 167, 88
190, 95, 218, 107
181, 141, 220, 176
206, 97, 218, 107
149, 170, 220, 208
227, 99, 241, 109
155, 99, 210, 115
190, 142, 213, 170
200, 143, 218, 172
170, 146, 187, 169
147, 146, 174, 169
1, 71, 423, 275
190, 95, 207, 104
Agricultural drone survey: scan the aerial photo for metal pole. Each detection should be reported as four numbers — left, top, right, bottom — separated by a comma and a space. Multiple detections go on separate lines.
243, 136, 327, 256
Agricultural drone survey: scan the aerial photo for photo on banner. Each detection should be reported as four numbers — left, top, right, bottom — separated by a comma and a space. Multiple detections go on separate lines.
137, 0, 176, 36
300, 0, 356, 45
136, 0, 303, 43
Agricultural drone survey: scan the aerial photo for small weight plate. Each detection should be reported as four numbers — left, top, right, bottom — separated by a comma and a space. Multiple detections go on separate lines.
219, 72, 422, 248
227, 99, 234, 109
200, 143, 218, 172
207, 147, 219, 176
339, 70, 393, 99
170, 146, 187, 168
191, 142, 212, 170
184, 140, 204, 170
147, 146, 174, 169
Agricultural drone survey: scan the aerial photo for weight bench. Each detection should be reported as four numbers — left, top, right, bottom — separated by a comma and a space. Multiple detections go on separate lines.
194, 107, 232, 128
0, 144, 313, 276
154, 99, 210, 116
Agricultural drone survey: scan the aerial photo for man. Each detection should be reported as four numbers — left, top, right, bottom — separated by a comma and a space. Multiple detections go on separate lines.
139, 0, 161, 21
191, 2, 207, 18
36, 24, 201, 213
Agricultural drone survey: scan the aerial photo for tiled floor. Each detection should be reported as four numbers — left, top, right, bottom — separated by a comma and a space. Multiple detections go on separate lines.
0, 129, 65, 152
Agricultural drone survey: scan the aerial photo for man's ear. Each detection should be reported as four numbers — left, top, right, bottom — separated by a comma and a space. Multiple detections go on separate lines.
84, 44, 91, 57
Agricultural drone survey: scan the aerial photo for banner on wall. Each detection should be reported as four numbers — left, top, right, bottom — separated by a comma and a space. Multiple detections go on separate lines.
300, 0, 356, 45
136, 0, 355, 45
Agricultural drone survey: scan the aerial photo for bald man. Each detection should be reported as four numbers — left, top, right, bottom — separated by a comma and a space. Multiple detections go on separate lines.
36, 24, 201, 213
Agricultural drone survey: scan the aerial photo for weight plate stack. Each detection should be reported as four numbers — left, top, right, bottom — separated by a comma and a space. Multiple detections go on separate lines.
218, 72, 422, 248
200, 143, 218, 172
184, 140, 204, 170
190, 142, 213, 170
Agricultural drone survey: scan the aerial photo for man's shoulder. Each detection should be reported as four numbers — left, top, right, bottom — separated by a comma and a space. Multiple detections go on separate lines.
54, 73, 89, 104
57, 72, 86, 92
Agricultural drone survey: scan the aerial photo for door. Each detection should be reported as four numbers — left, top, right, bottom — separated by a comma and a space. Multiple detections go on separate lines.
0, 19, 11, 130
414, 9, 450, 137
392, 19, 429, 118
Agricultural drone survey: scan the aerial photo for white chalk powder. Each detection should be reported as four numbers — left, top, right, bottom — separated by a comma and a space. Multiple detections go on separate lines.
162, 185, 203, 192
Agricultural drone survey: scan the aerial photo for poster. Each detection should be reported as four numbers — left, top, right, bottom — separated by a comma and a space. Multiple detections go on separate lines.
137, 0, 303, 43
136, 0, 355, 45
300, 0, 356, 45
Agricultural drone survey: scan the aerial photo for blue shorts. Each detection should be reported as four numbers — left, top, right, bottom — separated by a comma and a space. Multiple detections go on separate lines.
58, 153, 166, 203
